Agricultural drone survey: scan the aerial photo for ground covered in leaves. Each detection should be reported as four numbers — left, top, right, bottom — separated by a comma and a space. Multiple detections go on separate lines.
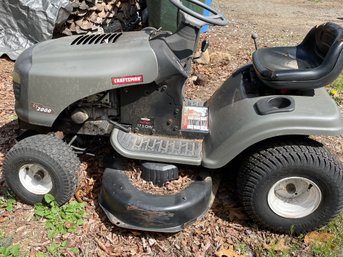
1, 0, 343, 256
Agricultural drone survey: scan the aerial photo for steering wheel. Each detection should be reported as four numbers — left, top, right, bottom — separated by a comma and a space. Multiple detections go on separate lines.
169, 0, 228, 26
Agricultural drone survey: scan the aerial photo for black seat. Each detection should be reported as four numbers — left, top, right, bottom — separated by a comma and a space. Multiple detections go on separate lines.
253, 22, 343, 90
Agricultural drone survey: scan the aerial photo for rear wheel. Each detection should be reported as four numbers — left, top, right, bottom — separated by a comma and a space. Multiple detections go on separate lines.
4, 135, 80, 205
237, 137, 343, 233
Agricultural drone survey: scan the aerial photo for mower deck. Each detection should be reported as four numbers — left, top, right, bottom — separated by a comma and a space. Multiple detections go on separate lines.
99, 166, 212, 233
111, 128, 202, 165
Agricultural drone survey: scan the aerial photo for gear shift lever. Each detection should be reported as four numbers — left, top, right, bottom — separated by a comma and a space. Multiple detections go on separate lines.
251, 32, 258, 50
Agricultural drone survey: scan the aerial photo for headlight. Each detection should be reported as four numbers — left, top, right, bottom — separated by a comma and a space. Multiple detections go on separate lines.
12, 70, 21, 84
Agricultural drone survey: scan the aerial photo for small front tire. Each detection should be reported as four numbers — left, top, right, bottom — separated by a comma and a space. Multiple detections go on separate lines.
4, 134, 80, 205
237, 137, 343, 234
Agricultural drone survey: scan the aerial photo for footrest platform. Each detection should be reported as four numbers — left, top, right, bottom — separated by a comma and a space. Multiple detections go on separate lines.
110, 128, 202, 165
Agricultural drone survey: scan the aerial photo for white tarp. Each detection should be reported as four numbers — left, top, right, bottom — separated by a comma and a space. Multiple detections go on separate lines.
0, 0, 72, 60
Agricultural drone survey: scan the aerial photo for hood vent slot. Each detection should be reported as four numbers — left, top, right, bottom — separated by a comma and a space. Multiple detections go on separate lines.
71, 33, 122, 45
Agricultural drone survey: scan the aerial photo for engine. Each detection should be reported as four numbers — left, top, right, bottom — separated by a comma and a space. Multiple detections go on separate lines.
69, 90, 119, 135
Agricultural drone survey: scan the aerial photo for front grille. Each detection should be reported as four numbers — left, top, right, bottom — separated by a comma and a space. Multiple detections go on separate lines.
71, 33, 122, 46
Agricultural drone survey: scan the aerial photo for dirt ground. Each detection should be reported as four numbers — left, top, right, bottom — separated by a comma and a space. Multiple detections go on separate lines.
0, 0, 343, 256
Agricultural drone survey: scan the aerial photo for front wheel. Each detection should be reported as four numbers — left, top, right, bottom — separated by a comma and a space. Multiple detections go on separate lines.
4, 135, 80, 205
237, 137, 343, 234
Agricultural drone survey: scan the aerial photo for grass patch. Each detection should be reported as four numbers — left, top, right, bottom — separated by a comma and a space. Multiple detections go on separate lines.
34, 194, 85, 239
329, 73, 343, 105
332, 73, 343, 92
252, 213, 343, 257
309, 212, 343, 256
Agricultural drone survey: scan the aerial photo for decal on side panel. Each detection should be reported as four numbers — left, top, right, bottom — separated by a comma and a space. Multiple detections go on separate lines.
31, 103, 54, 114
112, 75, 143, 85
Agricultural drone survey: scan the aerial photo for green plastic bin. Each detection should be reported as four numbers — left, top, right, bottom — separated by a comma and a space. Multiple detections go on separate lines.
146, 0, 206, 33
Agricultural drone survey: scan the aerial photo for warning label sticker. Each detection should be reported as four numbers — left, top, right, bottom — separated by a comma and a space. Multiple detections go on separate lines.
181, 106, 209, 132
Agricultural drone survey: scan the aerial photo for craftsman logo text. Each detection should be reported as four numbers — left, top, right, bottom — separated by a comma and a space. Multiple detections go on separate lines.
112, 75, 143, 85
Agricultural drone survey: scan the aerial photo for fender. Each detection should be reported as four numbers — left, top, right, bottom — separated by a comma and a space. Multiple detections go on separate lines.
202, 65, 343, 169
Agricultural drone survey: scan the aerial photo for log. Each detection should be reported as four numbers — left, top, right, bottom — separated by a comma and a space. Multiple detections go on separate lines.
58, 0, 141, 36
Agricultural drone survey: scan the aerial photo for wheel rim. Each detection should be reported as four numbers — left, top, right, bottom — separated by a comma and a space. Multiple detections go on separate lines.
267, 177, 322, 219
19, 163, 53, 195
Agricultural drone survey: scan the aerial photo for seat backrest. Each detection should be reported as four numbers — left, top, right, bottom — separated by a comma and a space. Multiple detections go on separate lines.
315, 23, 343, 59
302, 22, 343, 62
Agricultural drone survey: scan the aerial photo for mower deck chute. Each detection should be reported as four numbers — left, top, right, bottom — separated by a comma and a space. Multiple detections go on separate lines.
99, 167, 212, 233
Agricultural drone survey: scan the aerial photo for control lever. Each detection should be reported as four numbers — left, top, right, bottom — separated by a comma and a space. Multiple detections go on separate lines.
201, 40, 209, 53
193, 40, 209, 60
251, 32, 258, 50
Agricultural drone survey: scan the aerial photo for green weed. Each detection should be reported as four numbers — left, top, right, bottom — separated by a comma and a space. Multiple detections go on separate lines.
47, 241, 67, 255
0, 244, 20, 257
289, 225, 295, 236
235, 241, 247, 255
36, 240, 79, 257
0, 191, 16, 212
34, 194, 85, 239
0, 230, 20, 257
48, 241, 79, 255
0, 198, 16, 212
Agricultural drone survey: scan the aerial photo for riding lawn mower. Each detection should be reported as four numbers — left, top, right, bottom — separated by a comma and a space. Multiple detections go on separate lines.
4, 0, 343, 234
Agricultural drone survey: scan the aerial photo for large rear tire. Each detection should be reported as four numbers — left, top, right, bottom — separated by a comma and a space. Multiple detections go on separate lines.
237, 137, 343, 234
4, 135, 80, 205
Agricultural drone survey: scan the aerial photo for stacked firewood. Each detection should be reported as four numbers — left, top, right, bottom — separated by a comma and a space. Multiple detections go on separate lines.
61, 0, 142, 36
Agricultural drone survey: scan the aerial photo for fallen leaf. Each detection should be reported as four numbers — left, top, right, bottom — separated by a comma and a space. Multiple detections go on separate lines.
263, 238, 289, 252
64, 221, 73, 229
74, 190, 83, 203
94, 237, 110, 255
215, 245, 247, 257
0, 216, 8, 223
29, 248, 36, 257
228, 208, 247, 221
131, 230, 141, 236
148, 238, 156, 246
304, 231, 335, 246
